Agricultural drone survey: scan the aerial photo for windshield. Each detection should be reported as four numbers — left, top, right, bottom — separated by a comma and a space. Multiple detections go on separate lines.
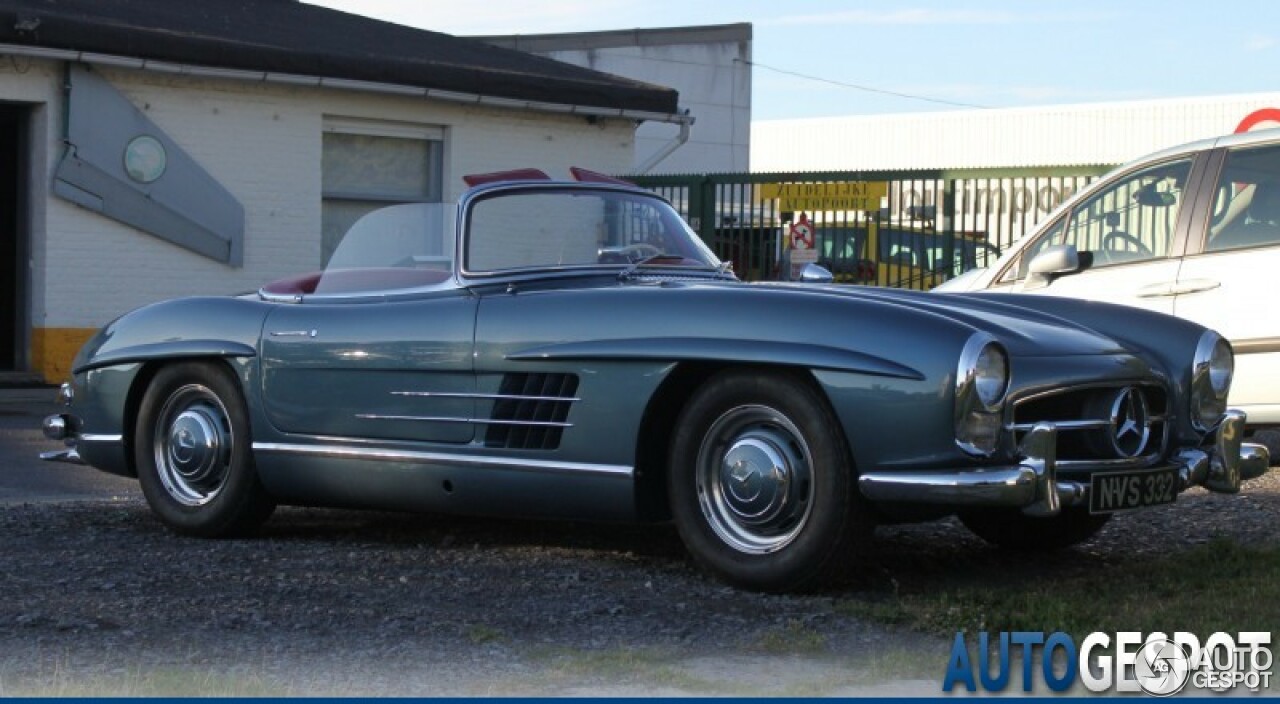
313, 203, 455, 295
465, 188, 720, 274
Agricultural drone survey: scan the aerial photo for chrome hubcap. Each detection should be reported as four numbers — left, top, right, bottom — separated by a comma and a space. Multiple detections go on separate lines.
153, 384, 232, 506
696, 405, 814, 554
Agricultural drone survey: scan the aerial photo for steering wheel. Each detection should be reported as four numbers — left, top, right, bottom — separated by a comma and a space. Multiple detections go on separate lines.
614, 242, 665, 263
1101, 231, 1153, 258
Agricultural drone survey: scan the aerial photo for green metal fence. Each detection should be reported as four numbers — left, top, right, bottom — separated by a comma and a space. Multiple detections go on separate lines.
629, 166, 1113, 288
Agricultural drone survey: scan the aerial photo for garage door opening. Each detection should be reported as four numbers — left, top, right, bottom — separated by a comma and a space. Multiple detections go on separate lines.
0, 105, 30, 372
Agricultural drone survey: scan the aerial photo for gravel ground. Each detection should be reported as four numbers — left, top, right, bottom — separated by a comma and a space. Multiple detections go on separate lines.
1, 470, 1276, 696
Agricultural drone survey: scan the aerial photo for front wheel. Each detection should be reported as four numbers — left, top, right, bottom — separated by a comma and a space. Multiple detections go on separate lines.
959, 507, 1110, 550
134, 361, 275, 537
668, 370, 868, 592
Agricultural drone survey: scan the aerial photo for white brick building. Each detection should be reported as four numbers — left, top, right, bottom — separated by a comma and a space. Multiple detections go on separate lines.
0, 0, 687, 382
478, 24, 753, 175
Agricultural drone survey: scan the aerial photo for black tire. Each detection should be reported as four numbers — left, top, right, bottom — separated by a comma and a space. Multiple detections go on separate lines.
134, 361, 275, 537
668, 369, 869, 592
959, 507, 1110, 551
1249, 429, 1280, 467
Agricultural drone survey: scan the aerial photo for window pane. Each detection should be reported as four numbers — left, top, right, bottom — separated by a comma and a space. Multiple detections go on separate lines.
323, 200, 394, 265
1206, 144, 1280, 252
320, 130, 443, 266
322, 133, 435, 200
1058, 158, 1191, 268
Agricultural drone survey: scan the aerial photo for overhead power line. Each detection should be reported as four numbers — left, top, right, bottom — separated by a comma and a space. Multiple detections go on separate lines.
739, 58, 990, 110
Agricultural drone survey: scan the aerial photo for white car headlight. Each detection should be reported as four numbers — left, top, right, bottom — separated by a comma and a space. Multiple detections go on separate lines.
955, 334, 1010, 456
1191, 331, 1233, 431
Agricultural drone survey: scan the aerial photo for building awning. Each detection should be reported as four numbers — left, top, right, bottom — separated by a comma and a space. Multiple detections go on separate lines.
0, 0, 680, 116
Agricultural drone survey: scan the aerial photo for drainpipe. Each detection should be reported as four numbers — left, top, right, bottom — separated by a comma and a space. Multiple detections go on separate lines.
634, 112, 694, 174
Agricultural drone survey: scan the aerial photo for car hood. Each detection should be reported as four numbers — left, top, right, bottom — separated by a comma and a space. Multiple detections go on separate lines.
737, 281, 1131, 358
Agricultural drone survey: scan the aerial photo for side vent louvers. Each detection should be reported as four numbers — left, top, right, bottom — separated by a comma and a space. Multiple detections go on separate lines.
485, 373, 579, 450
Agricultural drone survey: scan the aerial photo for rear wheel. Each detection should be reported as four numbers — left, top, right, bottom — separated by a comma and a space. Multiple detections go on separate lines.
134, 361, 275, 537
959, 507, 1110, 550
668, 369, 868, 592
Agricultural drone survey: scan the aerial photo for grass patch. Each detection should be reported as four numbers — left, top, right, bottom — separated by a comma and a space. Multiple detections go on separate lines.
466, 624, 505, 645
752, 619, 828, 654
1, 664, 285, 697
838, 539, 1280, 636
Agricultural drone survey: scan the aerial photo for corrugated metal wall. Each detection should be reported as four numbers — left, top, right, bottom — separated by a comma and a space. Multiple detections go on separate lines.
752, 93, 1280, 172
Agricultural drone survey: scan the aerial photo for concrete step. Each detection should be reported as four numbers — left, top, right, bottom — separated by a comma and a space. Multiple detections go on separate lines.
0, 371, 49, 388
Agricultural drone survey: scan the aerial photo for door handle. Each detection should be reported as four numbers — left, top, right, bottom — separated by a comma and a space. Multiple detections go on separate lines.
1136, 282, 1177, 298
1168, 279, 1221, 296
1136, 279, 1221, 298
270, 329, 318, 338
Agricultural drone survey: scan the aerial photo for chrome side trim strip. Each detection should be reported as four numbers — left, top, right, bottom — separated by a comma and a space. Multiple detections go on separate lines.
80, 434, 124, 443
355, 414, 572, 428
391, 391, 581, 402
1232, 337, 1280, 355
251, 442, 632, 477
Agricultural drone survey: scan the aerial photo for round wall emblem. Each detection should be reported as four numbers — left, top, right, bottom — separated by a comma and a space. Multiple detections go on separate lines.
124, 134, 167, 184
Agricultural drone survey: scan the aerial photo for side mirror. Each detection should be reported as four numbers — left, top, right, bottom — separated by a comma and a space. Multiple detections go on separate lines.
1134, 184, 1177, 207
798, 262, 834, 284
1023, 244, 1080, 291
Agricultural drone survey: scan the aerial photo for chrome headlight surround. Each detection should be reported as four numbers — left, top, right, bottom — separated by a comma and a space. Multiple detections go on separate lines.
955, 333, 1010, 456
1190, 330, 1233, 432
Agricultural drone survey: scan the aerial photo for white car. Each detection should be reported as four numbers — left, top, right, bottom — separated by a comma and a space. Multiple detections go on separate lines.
938, 128, 1280, 455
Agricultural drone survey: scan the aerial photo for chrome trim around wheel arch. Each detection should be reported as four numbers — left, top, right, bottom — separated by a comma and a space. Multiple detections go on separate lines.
251, 442, 632, 477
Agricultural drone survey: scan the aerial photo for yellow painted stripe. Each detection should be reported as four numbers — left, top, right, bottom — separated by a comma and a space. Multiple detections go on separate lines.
31, 328, 96, 383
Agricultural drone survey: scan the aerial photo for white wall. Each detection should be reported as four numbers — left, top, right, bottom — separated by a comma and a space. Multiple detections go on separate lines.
753, 93, 1280, 172
480, 26, 752, 175
539, 42, 750, 174
12, 61, 633, 330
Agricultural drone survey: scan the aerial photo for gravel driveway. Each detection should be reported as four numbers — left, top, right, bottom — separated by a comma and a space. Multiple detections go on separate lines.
2, 468, 1276, 696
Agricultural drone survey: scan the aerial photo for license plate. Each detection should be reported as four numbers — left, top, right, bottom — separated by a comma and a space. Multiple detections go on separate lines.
1089, 467, 1179, 514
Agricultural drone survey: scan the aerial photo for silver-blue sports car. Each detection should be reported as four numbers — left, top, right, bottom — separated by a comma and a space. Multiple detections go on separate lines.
42, 168, 1270, 591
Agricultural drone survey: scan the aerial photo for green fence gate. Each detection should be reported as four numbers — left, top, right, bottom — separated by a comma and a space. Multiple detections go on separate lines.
629, 166, 1112, 288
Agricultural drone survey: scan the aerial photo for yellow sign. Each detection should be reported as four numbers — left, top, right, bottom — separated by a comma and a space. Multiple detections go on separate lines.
758, 181, 888, 212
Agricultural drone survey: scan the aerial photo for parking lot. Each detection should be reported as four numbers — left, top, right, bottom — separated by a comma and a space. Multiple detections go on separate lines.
2, 387, 1277, 696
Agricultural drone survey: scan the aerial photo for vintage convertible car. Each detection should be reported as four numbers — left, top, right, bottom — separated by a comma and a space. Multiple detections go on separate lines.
42, 168, 1270, 592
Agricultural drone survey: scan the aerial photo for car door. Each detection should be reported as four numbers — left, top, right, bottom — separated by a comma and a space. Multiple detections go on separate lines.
1174, 141, 1280, 424
259, 291, 478, 443
985, 156, 1201, 315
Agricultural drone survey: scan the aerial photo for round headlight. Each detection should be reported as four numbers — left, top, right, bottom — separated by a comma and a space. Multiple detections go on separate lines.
955, 334, 1010, 457
974, 343, 1009, 409
1208, 337, 1233, 399
1191, 331, 1233, 431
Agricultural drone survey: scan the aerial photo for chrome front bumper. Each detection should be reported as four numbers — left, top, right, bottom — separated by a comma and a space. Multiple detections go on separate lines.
40, 412, 86, 465
858, 410, 1269, 517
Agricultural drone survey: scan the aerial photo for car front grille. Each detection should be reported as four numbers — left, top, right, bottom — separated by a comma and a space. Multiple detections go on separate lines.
1008, 382, 1170, 470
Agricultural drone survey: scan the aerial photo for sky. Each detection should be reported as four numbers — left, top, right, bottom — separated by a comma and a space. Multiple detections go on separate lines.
305, 0, 1280, 121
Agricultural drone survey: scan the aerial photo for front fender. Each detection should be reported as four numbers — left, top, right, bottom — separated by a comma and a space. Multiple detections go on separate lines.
73, 296, 273, 374
67, 296, 274, 476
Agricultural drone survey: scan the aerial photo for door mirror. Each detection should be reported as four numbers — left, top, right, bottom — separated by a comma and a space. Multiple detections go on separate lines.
798, 262, 834, 284
1023, 244, 1080, 290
